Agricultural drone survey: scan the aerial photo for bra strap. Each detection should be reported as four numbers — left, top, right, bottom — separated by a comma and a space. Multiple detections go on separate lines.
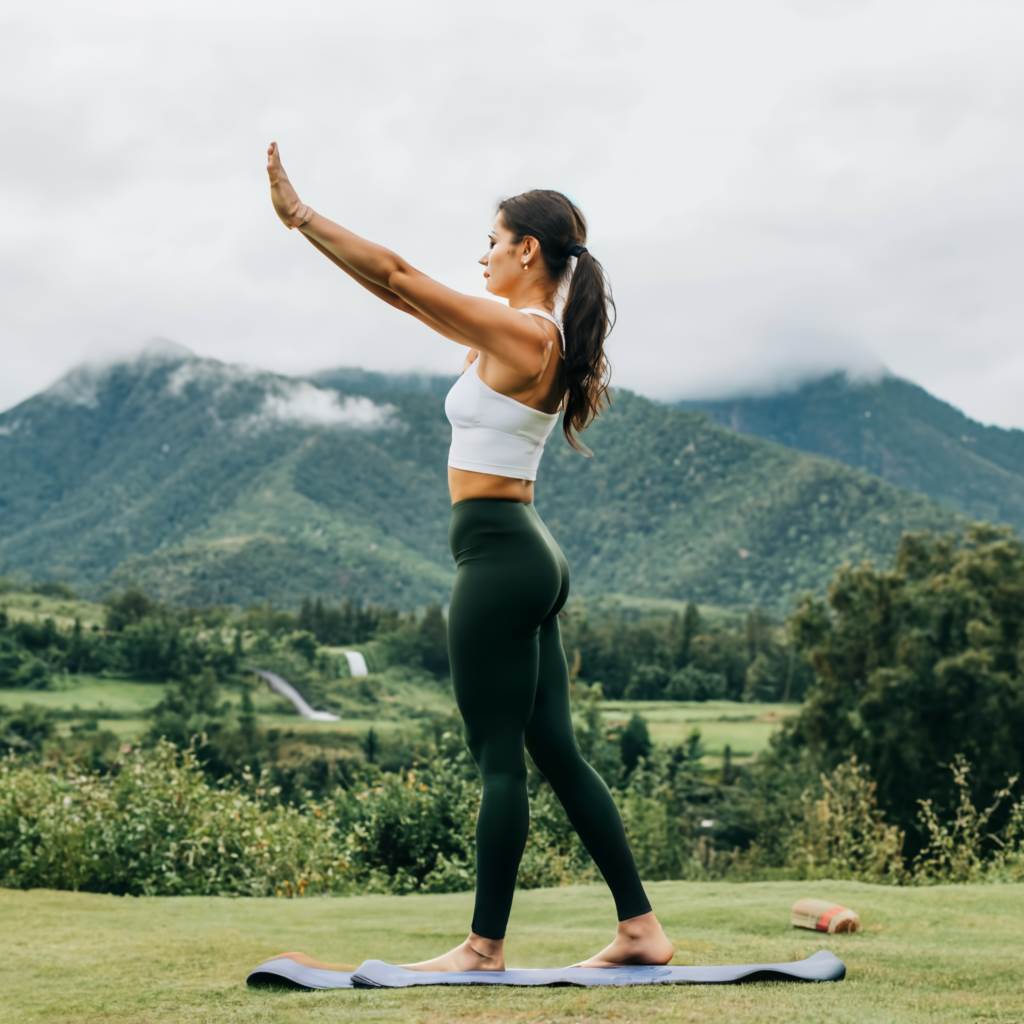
518, 308, 565, 354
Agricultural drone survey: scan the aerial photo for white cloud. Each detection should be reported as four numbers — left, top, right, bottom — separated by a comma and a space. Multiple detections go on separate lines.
32, 341, 398, 433
162, 357, 399, 430
44, 367, 103, 409
163, 355, 264, 399
40, 337, 200, 409
249, 379, 398, 431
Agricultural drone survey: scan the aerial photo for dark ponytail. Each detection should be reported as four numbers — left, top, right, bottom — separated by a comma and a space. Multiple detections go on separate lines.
496, 189, 615, 458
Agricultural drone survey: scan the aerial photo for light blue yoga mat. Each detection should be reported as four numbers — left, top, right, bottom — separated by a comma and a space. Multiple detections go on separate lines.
246, 948, 846, 989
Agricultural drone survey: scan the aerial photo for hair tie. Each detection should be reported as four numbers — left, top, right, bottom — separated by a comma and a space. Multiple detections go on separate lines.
568, 242, 588, 258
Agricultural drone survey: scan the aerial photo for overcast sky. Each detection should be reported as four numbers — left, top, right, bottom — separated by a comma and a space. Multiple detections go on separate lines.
3, 0, 1023, 428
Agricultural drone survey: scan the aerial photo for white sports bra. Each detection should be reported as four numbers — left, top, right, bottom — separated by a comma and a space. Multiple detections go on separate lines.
444, 307, 565, 482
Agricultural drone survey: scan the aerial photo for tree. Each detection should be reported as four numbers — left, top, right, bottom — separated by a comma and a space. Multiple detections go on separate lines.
0, 703, 55, 754
784, 523, 1024, 858
104, 588, 156, 631
145, 666, 226, 749
287, 630, 318, 665
417, 603, 449, 675
721, 742, 735, 784
624, 663, 670, 700
362, 726, 380, 764
67, 617, 88, 674
670, 601, 702, 668
620, 713, 652, 775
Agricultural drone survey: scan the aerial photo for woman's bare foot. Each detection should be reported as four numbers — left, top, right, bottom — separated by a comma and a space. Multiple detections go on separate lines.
568, 911, 675, 969
400, 932, 506, 972
266, 141, 309, 229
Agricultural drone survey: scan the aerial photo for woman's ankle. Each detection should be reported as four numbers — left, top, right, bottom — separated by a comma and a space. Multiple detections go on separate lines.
616, 910, 660, 937
467, 931, 505, 957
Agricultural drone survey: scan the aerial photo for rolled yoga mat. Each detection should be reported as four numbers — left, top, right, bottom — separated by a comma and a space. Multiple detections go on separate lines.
246, 948, 846, 989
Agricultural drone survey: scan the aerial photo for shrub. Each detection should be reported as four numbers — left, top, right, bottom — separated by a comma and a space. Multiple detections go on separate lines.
985, 797, 1024, 882
0, 737, 343, 896
784, 753, 908, 883
617, 756, 693, 879
911, 752, 1023, 884
328, 752, 478, 895
666, 665, 726, 701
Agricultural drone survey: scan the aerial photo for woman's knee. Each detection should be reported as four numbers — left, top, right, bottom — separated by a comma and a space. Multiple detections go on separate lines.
468, 729, 528, 779
526, 734, 587, 783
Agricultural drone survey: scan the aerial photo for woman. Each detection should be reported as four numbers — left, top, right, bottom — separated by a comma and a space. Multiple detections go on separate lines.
267, 141, 675, 973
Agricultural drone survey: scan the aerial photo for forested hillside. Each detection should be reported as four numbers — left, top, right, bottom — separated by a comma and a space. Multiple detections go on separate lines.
676, 371, 1024, 532
0, 345, 960, 611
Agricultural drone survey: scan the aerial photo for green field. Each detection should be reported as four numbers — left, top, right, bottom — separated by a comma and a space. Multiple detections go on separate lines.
0, 671, 794, 770
600, 699, 800, 763
0, 671, 797, 767
2, 880, 1020, 1023
0, 590, 799, 765
0, 591, 109, 631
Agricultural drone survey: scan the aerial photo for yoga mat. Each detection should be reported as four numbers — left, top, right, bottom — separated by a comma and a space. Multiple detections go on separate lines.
246, 948, 845, 989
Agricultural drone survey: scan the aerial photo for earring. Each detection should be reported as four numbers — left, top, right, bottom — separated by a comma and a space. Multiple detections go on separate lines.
522, 262, 528, 270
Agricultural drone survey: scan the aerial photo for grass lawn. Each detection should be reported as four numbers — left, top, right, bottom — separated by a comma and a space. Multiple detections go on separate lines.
600, 699, 801, 764
0, 677, 165, 714
1, 879, 1021, 1023
0, 592, 107, 631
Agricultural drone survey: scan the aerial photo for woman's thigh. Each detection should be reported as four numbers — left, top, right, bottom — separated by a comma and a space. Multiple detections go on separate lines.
447, 563, 540, 752
447, 500, 563, 756
524, 613, 578, 771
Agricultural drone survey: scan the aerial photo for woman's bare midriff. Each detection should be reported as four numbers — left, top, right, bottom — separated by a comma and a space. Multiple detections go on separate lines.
448, 465, 537, 505
448, 336, 563, 507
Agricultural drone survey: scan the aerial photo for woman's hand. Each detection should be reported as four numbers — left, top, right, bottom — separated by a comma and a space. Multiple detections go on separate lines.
267, 141, 311, 229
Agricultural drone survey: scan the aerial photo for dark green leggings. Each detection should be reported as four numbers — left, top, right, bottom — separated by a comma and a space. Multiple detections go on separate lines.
447, 496, 652, 940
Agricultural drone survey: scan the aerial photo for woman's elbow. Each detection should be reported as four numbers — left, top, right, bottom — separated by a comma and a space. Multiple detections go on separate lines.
386, 265, 411, 297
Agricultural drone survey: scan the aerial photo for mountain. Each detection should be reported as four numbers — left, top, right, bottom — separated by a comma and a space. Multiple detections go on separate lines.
675, 371, 1024, 534
0, 348, 964, 612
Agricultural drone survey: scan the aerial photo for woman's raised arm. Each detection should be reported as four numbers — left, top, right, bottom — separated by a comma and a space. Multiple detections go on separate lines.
299, 226, 483, 355
268, 141, 481, 352
300, 232, 408, 312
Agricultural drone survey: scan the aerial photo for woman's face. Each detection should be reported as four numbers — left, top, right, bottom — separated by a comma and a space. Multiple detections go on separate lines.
478, 213, 518, 296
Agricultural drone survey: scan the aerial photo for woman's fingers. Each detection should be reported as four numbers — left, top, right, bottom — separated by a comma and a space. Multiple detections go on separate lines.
266, 142, 304, 228
267, 142, 287, 186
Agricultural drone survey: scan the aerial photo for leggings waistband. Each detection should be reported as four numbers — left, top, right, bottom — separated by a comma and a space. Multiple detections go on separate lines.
450, 497, 534, 510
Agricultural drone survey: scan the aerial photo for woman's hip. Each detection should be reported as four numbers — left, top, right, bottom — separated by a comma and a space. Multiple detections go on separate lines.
448, 498, 567, 625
